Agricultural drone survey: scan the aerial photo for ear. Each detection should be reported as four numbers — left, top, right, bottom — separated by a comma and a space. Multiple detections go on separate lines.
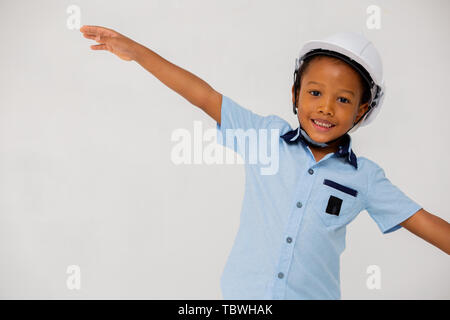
354, 102, 369, 124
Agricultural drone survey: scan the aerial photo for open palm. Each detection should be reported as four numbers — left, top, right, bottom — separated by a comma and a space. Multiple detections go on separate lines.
80, 25, 138, 61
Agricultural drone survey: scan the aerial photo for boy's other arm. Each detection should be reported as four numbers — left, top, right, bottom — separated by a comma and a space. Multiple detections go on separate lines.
400, 209, 450, 255
80, 25, 222, 125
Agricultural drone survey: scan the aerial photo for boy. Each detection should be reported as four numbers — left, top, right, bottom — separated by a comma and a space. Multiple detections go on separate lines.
80, 26, 450, 299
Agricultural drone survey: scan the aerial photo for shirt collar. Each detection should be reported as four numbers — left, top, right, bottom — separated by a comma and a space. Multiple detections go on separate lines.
280, 127, 358, 169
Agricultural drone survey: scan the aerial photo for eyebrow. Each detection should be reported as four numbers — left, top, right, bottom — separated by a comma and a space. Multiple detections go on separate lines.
305, 81, 355, 97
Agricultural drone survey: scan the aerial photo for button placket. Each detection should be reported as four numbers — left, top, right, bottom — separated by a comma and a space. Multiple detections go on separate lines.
271, 167, 315, 299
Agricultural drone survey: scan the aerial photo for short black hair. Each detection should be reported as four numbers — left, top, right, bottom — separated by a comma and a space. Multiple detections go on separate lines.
293, 54, 371, 114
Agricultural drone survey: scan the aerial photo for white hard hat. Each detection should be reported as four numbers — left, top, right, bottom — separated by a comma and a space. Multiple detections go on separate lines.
294, 32, 385, 133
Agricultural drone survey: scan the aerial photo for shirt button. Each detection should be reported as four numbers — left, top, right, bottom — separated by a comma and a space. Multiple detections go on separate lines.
296, 201, 302, 208
308, 168, 314, 175
286, 237, 292, 243
278, 272, 284, 279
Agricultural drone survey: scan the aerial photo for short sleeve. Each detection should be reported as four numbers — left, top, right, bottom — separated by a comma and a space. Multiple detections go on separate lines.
364, 164, 422, 234
216, 95, 281, 159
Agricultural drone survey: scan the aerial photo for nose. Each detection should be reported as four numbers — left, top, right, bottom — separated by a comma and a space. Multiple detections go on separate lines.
317, 96, 335, 116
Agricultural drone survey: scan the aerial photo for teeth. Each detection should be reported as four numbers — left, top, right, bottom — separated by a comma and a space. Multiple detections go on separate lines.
313, 119, 333, 128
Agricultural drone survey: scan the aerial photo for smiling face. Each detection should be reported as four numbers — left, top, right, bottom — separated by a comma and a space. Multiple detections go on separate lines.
292, 56, 369, 152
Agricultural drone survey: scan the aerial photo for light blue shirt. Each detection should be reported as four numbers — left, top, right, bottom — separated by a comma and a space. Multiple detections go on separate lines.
216, 95, 422, 300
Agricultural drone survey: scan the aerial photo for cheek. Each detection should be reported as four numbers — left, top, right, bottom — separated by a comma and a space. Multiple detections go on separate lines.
297, 92, 312, 112
338, 109, 359, 127
297, 108, 312, 128
349, 108, 360, 121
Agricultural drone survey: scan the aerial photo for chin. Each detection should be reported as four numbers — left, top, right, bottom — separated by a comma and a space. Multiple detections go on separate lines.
311, 135, 333, 144
307, 128, 342, 145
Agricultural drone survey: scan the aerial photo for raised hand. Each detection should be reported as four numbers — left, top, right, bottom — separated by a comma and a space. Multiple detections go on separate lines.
80, 25, 141, 61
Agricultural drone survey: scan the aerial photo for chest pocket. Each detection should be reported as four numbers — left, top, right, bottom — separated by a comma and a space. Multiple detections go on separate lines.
311, 178, 361, 227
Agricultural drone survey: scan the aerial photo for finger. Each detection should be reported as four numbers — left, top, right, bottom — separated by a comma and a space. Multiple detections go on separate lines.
82, 33, 96, 40
80, 25, 104, 34
80, 25, 117, 37
90, 44, 107, 50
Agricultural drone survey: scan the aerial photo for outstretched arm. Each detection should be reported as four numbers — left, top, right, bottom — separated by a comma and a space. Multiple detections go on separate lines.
400, 209, 450, 255
80, 25, 222, 124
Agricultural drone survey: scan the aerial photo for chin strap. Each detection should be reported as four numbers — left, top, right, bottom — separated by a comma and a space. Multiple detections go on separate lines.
299, 125, 344, 147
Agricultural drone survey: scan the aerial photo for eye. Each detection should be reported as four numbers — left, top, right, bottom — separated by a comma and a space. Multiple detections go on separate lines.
338, 97, 350, 104
308, 90, 320, 97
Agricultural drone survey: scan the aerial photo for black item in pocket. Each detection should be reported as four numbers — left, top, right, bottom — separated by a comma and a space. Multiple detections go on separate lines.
326, 195, 342, 216
323, 179, 358, 197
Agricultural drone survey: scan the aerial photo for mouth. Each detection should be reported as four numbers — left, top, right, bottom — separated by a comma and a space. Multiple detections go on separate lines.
311, 119, 336, 132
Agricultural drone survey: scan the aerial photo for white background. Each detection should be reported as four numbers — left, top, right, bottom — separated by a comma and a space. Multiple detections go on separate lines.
0, 0, 449, 299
